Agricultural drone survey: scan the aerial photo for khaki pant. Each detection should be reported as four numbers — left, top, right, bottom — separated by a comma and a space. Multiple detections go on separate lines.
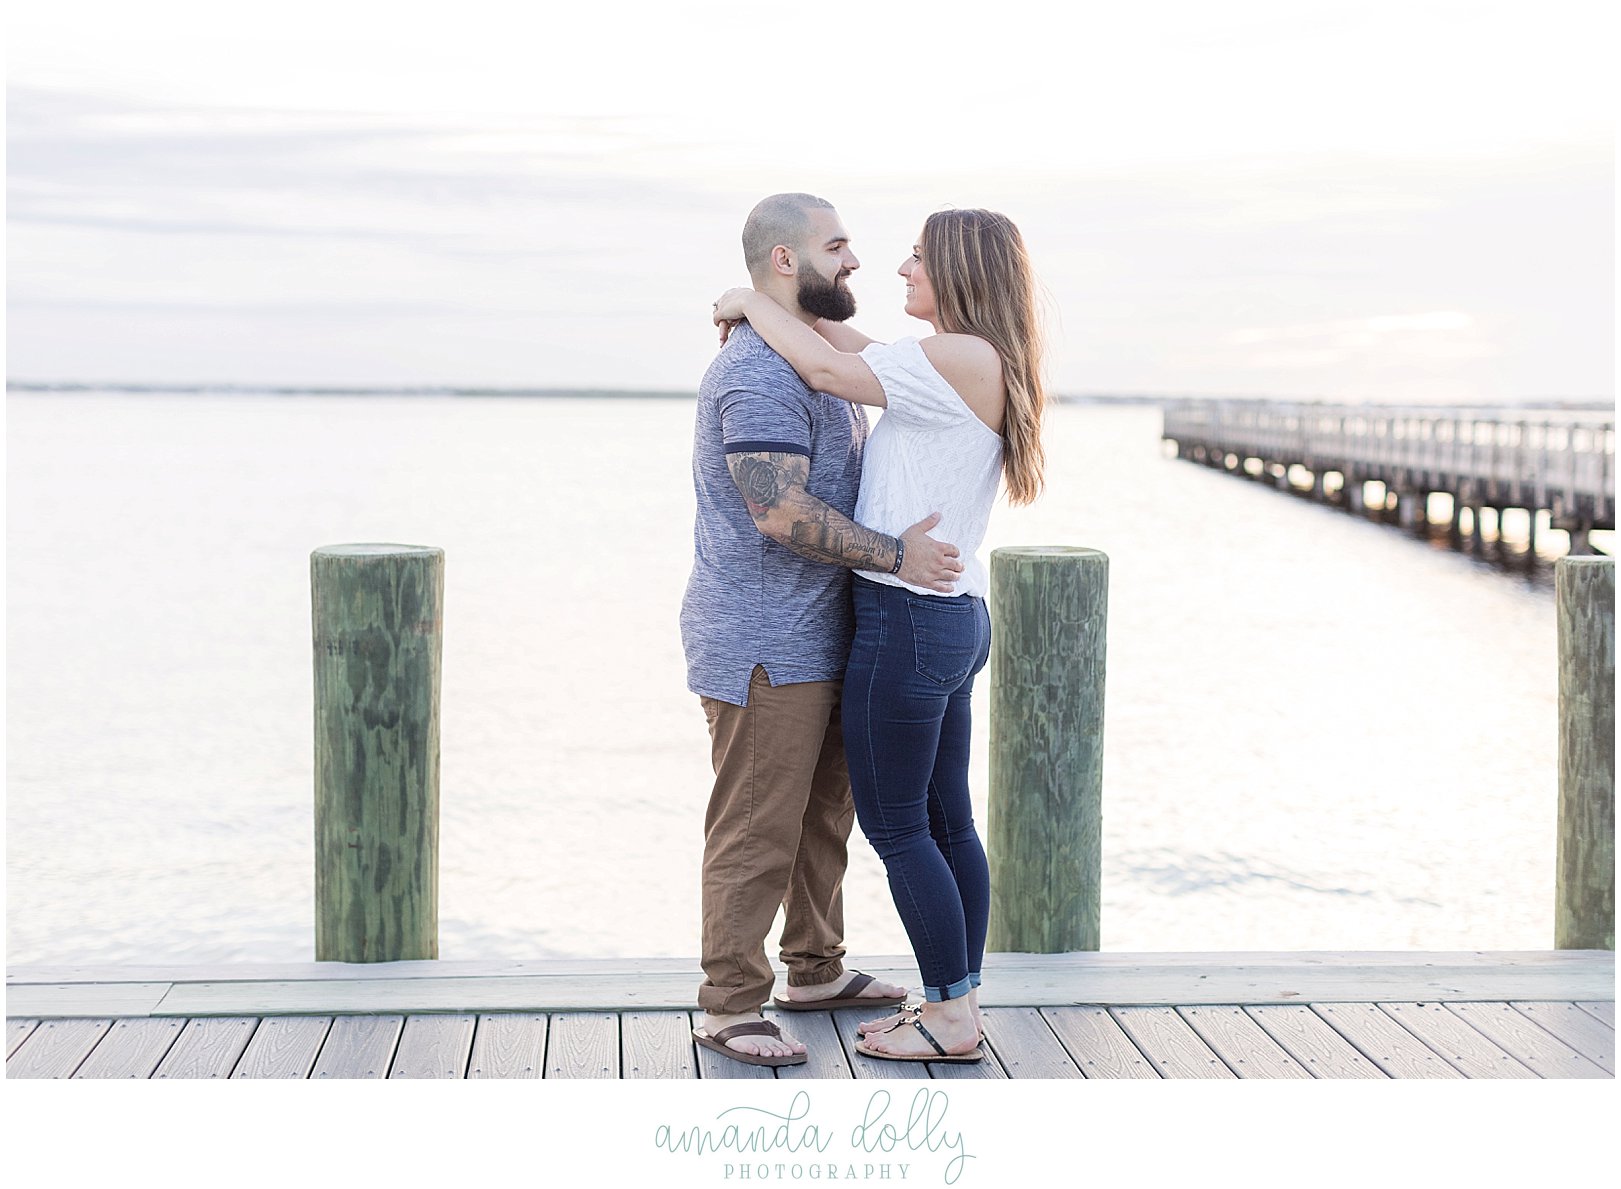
698, 665, 854, 1015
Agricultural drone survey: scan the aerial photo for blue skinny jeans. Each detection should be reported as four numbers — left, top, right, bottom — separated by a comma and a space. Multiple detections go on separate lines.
843, 575, 992, 1002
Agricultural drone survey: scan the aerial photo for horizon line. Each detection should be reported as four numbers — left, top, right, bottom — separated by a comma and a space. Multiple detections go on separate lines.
6, 380, 1615, 411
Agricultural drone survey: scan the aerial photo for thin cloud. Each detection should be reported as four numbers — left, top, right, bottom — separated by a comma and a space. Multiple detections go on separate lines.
1222, 312, 1498, 371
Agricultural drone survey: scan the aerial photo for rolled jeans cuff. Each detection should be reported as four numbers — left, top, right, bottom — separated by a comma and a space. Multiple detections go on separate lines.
924, 974, 974, 1003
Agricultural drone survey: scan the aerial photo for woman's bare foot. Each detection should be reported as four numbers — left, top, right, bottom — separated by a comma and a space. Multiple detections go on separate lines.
698, 1012, 805, 1061
857, 1004, 920, 1036
858, 988, 982, 1037
857, 1000, 979, 1058
776, 969, 906, 1007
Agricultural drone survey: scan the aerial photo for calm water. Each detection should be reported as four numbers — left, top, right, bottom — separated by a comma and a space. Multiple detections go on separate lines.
6, 393, 1567, 966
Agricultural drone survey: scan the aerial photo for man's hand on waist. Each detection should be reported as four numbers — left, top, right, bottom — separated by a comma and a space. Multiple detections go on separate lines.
896, 512, 963, 594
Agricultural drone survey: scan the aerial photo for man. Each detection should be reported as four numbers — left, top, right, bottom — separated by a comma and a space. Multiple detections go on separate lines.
681, 193, 964, 1066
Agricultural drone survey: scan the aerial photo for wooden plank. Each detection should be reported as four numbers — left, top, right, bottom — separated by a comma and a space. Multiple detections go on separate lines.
73, 1018, 187, 1079
621, 1011, 697, 1080
1111, 1007, 1237, 1079
1244, 1005, 1387, 1079
390, 1014, 476, 1079
1576, 1001, 1614, 1028
966, 951, 1616, 1005
467, 1014, 547, 1079
10, 950, 1610, 988
1033, 963, 1618, 1006
7, 1019, 40, 1058
1377, 1003, 1537, 1079
7, 982, 170, 1018
927, 1052, 1007, 1080
6, 1018, 111, 1079
988, 949, 1617, 972
231, 1016, 333, 1079
762, 1009, 844, 1080
1446, 1002, 1610, 1079
8, 957, 709, 986
1508, 1002, 1614, 1074
152, 1017, 258, 1079
154, 974, 724, 1015
1040, 1006, 1160, 1079
546, 1012, 619, 1079
1177, 1006, 1311, 1079
972, 1007, 1076, 1079
1310, 1004, 1463, 1080
18, 952, 1608, 1016
140, 954, 1616, 1015
310, 1015, 404, 1079
831, 1008, 930, 1081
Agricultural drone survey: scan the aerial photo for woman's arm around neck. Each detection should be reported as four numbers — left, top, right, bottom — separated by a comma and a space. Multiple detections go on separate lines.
716, 289, 886, 407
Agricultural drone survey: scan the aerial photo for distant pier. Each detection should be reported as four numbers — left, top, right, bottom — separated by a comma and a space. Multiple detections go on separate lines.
1162, 401, 1615, 557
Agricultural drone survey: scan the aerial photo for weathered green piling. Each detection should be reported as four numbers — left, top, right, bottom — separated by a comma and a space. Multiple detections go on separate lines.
312, 544, 443, 962
1555, 556, 1615, 950
987, 546, 1108, 953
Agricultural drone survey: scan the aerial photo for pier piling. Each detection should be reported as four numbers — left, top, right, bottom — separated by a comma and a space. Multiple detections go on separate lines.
987, 546, 1108, 953
1555, 556, 1615, 950
311, 544, 444, 962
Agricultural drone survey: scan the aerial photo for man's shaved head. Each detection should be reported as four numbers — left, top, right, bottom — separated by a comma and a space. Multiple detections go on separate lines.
741, 193, 835, 279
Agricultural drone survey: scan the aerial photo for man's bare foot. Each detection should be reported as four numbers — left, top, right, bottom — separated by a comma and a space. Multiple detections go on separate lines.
777, 969, 906, 1007
857, 1001, 979, 1058
698, 1012, 805, 1060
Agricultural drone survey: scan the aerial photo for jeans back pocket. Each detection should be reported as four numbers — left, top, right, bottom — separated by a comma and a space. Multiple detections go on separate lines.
906, 597, 978, 686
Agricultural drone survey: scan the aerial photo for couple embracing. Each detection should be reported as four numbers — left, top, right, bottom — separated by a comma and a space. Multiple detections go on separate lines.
679, 192, 1047, 1067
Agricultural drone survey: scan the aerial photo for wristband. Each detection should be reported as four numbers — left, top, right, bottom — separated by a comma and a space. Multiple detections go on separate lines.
889, 535, 905, 575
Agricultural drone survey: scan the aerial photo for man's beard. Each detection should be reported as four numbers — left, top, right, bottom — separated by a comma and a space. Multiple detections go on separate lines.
797, 268, 857, 322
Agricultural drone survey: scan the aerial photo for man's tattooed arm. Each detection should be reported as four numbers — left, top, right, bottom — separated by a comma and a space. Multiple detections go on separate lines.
726, 451, 898, 572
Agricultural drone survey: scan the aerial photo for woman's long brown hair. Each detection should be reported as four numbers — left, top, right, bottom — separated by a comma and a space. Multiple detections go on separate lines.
921, 208, 1048, 505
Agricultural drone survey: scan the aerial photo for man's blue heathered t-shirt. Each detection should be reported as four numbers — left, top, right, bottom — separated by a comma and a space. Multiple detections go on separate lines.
681, 322, 869, 706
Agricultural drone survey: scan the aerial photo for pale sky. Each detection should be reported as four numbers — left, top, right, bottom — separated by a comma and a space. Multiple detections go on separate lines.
6, 0, 1615, 399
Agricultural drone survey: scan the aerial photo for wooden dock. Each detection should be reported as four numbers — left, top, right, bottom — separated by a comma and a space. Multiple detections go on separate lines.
8, 951, 1612, 1080
1161, 400, 1615, 553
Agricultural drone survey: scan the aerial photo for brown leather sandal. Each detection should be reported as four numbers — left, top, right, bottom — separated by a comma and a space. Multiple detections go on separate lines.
772, 970, 908, 1012
692, 1018, 808, 1067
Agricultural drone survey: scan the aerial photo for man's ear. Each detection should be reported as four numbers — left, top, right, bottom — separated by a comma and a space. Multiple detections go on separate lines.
771, 244, 796, 276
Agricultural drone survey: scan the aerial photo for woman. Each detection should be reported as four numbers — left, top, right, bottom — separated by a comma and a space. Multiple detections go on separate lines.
711, 208, 1047, 1062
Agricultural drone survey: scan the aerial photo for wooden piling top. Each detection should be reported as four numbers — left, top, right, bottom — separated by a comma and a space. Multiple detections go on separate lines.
312, 543, 442, 558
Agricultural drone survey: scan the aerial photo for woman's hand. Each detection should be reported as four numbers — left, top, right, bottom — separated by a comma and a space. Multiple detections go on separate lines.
712, 287, 756, 324
713, 287, 758, 346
